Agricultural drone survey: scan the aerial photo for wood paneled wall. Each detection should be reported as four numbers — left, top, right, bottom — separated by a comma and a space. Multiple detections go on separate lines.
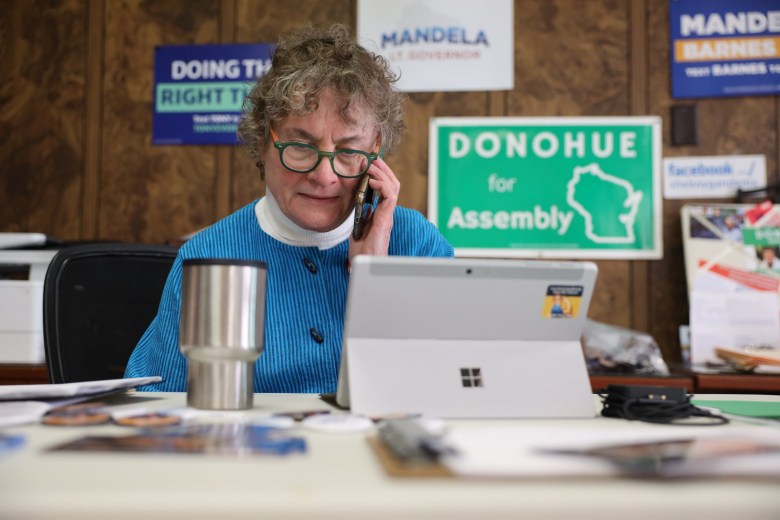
2, 0, 779, 364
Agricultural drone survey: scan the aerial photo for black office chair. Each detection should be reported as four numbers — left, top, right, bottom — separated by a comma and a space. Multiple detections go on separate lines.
43, 243, 178, 383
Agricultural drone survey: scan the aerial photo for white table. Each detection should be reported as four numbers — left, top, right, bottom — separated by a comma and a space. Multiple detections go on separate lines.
1, 392, 778, 520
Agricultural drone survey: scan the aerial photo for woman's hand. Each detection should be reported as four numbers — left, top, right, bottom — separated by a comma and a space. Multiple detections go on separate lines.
348, 157, 400, 259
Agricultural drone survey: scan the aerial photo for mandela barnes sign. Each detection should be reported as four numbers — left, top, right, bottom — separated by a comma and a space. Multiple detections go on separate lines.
670, 0, 780, 98
428, 117, 663, 259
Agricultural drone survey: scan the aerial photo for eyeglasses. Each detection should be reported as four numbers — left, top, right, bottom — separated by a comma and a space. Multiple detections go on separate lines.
269, 127, 380, 178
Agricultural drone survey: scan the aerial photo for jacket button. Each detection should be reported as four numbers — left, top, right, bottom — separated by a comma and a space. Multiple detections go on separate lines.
303, 258, 317, 274
310, 327, 324, 343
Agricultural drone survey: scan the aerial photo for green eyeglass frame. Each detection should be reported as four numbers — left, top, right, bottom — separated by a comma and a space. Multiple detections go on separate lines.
269, 127, 380, 178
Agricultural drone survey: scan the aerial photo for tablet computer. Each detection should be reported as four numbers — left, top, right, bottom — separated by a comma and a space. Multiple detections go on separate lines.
336, 256, 598, 418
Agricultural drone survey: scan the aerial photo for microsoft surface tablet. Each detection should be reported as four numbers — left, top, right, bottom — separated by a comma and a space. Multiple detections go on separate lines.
336, 256, 598, 418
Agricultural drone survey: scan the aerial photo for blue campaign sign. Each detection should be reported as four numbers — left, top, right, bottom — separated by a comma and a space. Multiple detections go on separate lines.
153, 43, 273, 145
670, 0, 780, 99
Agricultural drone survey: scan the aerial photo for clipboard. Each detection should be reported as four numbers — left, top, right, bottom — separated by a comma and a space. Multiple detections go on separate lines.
366, 436, 453, 478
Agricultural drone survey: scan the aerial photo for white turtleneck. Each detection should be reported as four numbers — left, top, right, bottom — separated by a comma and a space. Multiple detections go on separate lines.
255, 189, 354, 250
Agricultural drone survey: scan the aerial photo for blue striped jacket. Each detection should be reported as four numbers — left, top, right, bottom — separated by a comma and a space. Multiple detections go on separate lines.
124, 201, 453, 393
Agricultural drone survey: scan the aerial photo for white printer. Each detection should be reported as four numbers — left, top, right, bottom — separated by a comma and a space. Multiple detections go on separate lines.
0, 233, 58, 363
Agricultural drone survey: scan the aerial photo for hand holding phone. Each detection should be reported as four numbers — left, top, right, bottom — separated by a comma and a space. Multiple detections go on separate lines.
352, 175, 381, 239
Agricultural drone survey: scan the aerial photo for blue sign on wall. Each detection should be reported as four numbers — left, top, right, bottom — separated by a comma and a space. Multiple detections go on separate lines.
670, 0, 780, 99
153, 43, 274, 145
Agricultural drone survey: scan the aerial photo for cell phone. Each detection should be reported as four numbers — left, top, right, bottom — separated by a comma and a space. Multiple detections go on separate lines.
352, 175, 379, 239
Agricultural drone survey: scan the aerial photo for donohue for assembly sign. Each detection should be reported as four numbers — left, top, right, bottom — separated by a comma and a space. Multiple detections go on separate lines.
428, 117, 662, 259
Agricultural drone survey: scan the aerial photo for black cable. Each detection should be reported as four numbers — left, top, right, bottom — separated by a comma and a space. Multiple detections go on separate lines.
598, 386, 730, 426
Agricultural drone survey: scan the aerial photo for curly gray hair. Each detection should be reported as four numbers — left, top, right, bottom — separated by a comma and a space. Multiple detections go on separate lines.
237, 24, 405, 177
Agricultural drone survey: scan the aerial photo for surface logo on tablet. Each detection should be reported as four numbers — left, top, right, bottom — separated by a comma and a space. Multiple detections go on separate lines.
460, 368, 483, 388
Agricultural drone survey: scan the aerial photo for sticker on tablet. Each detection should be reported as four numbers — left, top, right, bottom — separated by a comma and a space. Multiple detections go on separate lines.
542, 285, 584, 318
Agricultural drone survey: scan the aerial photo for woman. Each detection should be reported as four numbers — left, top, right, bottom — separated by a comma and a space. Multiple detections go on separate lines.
124, 24, 453, 392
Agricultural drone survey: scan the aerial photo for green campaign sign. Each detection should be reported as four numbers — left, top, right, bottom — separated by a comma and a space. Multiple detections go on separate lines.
428, 117, 663, 259
743, 227, 780, 247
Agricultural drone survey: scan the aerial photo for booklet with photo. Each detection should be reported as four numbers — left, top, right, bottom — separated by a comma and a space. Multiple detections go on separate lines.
48, 423, 307, 457
553, 435, 780, 478
0, 377, 162, 401
0, 377, 164, 427
683, 202, 780, 366
682, 202, 780, 297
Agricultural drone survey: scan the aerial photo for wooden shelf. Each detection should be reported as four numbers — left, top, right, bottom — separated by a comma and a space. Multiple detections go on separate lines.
694, 372, 780, 394
589, 374, 695, 393
0, 364, 49, 385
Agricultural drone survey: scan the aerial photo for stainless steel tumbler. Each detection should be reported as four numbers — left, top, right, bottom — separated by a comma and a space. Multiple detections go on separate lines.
178, 259, 267, 410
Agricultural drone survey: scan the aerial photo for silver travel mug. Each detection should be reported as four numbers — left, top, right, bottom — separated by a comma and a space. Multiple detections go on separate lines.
178, 259, 268, 410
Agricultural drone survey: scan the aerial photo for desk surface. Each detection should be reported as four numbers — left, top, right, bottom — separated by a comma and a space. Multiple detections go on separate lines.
1, 392, 779, 520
